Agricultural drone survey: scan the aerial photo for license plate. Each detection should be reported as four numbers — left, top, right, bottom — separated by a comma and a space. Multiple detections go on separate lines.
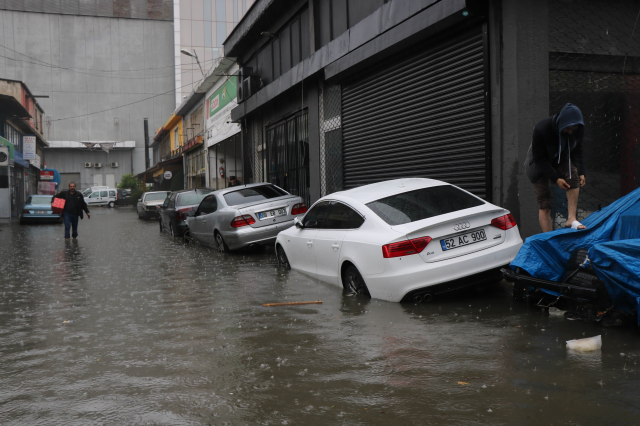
440, 229, 487, 251
34, 210, 47, 214
258, 208, 286, 220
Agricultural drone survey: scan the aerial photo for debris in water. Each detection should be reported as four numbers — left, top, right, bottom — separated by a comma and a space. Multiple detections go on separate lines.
487, 408, 493, 413
262, 301, 322, 307
63, 320, 74, 324
458, 381, 470, 385
566, 335, 602, 352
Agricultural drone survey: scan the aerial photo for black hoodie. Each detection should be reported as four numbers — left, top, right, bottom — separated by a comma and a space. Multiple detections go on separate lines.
525, 103, 586, 183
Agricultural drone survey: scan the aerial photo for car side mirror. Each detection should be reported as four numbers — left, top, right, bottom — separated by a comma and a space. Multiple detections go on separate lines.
294, 217, 304, 229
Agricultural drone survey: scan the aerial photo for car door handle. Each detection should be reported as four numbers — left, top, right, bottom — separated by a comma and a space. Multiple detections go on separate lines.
332, 243, 340, 250
307, 240, 313, 247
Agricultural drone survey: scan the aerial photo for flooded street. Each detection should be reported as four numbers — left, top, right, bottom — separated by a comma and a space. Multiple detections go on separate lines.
1, 208, 639, 425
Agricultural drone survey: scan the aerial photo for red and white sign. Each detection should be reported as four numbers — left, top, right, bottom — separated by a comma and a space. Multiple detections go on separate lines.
40, 170, 54, 180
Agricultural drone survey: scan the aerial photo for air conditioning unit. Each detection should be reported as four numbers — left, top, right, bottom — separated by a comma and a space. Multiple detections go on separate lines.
84, 162, 92, 168
94, 162, 102, 168
237, 67, 254, 102
111, 162, 118, 168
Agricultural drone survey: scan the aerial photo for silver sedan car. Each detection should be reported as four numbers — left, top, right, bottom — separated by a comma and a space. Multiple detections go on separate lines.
184, 183, 307, 252
137, 191, 170, 219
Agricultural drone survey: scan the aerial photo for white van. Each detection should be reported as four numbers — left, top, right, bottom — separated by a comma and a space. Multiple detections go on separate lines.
85, 188, 119, 208
82, 186, 109, 197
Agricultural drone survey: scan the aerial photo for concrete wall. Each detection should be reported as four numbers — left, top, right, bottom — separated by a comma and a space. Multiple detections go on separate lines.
489, 0, 549, 239
43, 148, 133, 190
0, 10, 176, 175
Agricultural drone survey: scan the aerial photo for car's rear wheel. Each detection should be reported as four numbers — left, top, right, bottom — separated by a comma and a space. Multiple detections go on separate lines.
183, 228, 193, 244
108, 201, 115, 208
215, 232, 229, 253
170, 224, 175, 237
276, 245, 290, 269
343, 265, 371, 297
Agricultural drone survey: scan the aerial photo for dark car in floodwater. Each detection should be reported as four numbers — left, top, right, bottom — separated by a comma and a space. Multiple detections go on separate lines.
159, 188, 213, 237
20, 195, 62, 224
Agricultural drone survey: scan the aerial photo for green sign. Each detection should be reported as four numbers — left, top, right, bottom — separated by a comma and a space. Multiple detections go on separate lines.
0, 136, 14, 160
208, 76, 237, 119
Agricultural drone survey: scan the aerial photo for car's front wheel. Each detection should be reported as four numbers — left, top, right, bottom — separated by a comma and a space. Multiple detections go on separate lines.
215, 232, 229, 253
276, 245, 291, 269
343, 264, 371, 297
183, 228, 193, 244
108, 201, 115, 208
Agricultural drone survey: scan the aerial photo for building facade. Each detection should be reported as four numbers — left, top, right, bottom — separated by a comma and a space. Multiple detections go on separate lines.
0, 0, 176, 175
0, 79, 48, 220
173, 0, 255, 105
226, 0, 640, 238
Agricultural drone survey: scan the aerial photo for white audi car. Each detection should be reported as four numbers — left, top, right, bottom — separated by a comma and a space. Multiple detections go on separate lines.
275, 178, 523, 303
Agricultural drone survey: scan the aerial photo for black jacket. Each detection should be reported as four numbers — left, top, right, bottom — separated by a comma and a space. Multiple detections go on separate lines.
525, 103, 586, 183
54, 190, 90, 217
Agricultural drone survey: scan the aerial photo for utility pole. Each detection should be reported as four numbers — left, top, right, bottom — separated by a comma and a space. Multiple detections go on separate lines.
143, 118, 150, 171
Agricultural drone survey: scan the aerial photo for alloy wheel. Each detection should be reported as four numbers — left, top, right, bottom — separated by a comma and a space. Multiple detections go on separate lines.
216, 233, 228, 253
343, 265, 371, 297
183, 229, 193, 244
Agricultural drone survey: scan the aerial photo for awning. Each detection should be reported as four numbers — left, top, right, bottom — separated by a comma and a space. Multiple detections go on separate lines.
207, 123, 241, 147
153, 167, 164, 178
0, 94, 31, 118
13, 151, 30, 168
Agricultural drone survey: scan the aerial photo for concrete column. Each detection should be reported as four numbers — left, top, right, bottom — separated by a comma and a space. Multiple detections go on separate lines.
489, 0, 549, 239
307, 77, 321, 204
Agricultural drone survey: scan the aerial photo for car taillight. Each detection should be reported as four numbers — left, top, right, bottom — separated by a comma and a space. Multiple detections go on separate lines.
175, 207, 191, 221
382, 236, 432, 258
230, 215, 256, 228
491, 213, 517, 230
291, 203, 307, 215
22, 209, 29, 214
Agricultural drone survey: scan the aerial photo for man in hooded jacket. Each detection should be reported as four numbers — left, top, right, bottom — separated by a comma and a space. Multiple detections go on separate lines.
525, 103, 587, 232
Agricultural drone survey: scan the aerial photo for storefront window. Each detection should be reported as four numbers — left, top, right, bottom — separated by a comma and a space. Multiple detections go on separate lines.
185, 148, 206, 189
208, 133, 243, 190
264, 112, 309, 206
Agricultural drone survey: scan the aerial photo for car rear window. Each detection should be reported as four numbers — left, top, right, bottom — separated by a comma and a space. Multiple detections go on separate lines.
223, 185, 288, 206
145, 192, 168, 202
29, 195, 53, 205
177, 191, 212, 206
366, 185, 485, 226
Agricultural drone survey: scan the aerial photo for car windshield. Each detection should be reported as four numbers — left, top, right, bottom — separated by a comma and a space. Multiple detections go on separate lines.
28, 195, 53, 205
366, 185, 485, 226
82, 189, 91, 196
223, 185, 288, 206
145, 192, 168, 202
177, 191, 212, 206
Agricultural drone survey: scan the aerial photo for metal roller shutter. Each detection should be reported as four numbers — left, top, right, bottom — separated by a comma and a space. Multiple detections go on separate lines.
342, 25, 490, 199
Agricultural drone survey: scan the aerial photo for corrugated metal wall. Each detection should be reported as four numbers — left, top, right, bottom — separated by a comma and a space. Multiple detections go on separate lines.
341, 25, 491, 199
0, 0, 173, 20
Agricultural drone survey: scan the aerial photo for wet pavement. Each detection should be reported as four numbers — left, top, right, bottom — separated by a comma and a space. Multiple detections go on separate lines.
1, 207, 640, 425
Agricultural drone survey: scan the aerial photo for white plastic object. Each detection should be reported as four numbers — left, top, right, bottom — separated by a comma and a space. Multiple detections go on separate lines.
566, 335, 602, 352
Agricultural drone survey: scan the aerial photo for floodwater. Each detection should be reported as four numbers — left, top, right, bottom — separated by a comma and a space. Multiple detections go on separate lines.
1, 208, 639, 425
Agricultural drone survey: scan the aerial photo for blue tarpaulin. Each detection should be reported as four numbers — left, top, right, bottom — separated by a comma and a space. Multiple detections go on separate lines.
511, 187, 640, 322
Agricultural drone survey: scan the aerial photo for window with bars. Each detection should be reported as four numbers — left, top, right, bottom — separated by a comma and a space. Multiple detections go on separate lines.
263, 112, 310, 206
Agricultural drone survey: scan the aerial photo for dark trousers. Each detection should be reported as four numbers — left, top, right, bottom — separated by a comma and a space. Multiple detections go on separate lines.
63, 212, 79, 239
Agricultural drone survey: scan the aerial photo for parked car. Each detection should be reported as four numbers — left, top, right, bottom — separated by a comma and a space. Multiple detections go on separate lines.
122, 189, 131, 197
275, 178, 523, 303
137, 191, 170, 219
159, 188, 213, 237
185, 183, 306, 252
84, 188, 119, 208
20, 195, 62, 224
81, 186, 109, 197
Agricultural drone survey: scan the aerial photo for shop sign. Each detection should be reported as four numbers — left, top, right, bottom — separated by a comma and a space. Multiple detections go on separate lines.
163, 171, 173, 179
23, 135, 36, 160
208, 76, 237, 120
30, 154, 41, 169
40, 170, 54, 180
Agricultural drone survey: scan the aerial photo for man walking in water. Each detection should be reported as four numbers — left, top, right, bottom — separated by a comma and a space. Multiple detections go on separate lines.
54, 182, 90, 240
525, 103, 587, 232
